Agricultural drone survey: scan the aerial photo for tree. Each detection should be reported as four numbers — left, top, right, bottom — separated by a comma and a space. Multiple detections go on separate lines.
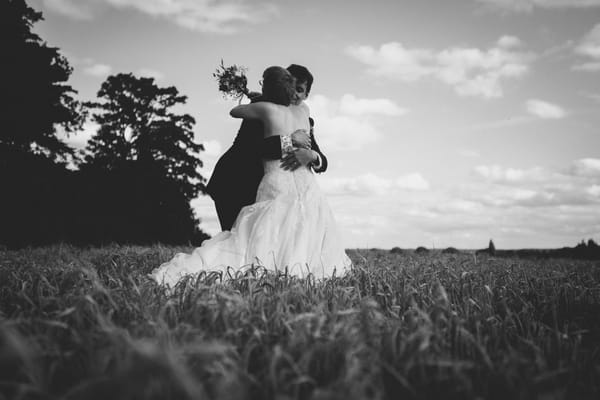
84, 73, 205, 201
0, 0, 82, 248
488, 239, 496, 255
0, 0, 82, 163
81, 73, 208, 245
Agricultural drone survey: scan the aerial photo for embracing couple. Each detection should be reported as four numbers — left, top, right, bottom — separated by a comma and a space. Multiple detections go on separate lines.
152, 64, 350, 287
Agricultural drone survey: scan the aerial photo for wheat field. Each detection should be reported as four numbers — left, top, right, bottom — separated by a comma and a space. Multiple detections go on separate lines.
1, 244, 599, 399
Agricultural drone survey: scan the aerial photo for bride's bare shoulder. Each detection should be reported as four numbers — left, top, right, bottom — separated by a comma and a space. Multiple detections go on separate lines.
290, 102, 310, 117
300, 102, 310, 114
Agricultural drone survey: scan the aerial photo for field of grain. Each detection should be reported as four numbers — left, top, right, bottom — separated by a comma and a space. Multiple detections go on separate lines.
1, 245, 599, 399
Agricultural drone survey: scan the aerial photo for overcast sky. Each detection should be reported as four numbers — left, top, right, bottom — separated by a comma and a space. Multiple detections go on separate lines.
32, 0, 600, 249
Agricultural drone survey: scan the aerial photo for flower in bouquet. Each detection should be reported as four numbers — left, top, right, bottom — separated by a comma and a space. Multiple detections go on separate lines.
213, 60, 250, 102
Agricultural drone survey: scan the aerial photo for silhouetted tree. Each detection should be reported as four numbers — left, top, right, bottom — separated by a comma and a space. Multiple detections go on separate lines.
488, 239, 496, 255
84, 73, 204, 201
1, 0, 82, 164
79, 73, 208, 245
0, 0, 82, 248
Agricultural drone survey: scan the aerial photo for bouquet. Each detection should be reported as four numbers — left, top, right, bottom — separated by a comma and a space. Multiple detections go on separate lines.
213, 60, 251, 102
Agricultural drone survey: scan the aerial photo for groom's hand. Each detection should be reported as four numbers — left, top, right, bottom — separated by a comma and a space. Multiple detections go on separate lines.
281, 148, 317, 171
291, 129, 311, 149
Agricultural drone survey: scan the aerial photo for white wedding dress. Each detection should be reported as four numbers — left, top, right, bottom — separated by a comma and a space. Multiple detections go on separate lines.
151, 159, 351, 287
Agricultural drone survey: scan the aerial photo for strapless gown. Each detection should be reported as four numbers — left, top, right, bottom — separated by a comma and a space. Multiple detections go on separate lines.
151, 159, 351, 287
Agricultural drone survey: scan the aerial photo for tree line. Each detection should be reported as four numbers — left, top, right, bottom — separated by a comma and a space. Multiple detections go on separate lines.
1, 0, 210, 249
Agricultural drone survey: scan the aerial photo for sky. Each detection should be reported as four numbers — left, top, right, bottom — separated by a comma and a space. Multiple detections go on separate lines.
30, 0, 600, 249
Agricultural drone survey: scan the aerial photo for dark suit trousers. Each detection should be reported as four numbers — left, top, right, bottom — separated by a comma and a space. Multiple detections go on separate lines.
214, 195, 252, 231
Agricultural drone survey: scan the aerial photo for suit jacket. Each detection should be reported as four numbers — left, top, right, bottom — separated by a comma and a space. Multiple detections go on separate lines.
206, 98, 328, 205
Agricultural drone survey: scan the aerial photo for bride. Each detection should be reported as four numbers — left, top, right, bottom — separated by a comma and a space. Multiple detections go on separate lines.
151, 66, 351, 287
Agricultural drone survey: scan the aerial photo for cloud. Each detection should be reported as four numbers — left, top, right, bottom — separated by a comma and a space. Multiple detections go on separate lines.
476, 0, 600, 12
497, 35, 522, 48
83, 63, 112, 77
573, 62, 600, 71
328, 157, 600, 249
581, 92, 600, 102
587, 185, 600, 197
323, 173, 393, 196
473, 165, 548, 183
569, 158, 600, 178
339, 94, 408, 116
307, 94, 406, 151
39, 0, 278, 34
346, 37, 533, 99
395, 173, 430, 190
469, 160, 600, 208
574, 23, 600, 71
525, 99, 567, 119
321, 172, 430, 197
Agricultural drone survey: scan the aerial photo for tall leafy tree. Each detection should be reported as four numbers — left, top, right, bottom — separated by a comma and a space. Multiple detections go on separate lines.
80, 73, 208, 245
1, 0, 82, 248
0, 0, 82, 163
85, 73, 205, 201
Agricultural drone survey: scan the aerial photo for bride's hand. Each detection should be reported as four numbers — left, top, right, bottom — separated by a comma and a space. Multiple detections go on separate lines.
291, 129, 310, 149
281, 148, 317, 171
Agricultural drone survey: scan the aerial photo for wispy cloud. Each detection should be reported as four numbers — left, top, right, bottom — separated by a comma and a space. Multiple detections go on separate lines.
469, 160, 600, 208
569, 158, 600, 178
573, 23, 600, 71
323, 157, 600, 249
473, 165, 548, 183
321, 172, 430, 197
525, 99, 567, 119
346, 36, 533, 99
83, 63, 113, 77
580, 92, 600, 102
339, 95, 408, 116
476, 0, 600, 13
396, 173, 430, 191
307, 94, 406, 151
39, 0, 278, 34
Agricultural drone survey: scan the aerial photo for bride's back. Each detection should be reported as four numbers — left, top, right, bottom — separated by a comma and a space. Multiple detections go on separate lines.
262, 103, 310, 139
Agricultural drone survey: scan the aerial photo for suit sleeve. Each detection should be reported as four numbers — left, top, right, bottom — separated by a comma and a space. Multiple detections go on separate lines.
260, 136, 283, 159
242, 95, 280, 160
309, 118, 328, 173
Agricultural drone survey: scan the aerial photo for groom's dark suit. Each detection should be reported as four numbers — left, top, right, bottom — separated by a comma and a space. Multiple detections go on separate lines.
206, 96, 328, 231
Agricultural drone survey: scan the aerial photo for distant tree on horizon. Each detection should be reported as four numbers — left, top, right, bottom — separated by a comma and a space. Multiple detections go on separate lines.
488, 239, 496, 255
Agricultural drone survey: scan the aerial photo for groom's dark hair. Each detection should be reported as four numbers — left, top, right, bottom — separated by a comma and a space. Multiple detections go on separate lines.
287, 64, 313, 95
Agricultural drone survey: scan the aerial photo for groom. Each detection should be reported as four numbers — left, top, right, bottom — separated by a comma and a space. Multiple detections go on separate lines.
206, 64, 328, 231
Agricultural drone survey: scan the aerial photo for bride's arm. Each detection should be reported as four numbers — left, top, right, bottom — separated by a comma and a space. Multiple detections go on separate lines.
230, 102, 271, 120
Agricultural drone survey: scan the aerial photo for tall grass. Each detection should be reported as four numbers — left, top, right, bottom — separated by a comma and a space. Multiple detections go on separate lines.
0, 244, 598, 399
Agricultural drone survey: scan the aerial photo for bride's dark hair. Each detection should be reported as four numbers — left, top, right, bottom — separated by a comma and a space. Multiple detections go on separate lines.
261, 66, 295, 106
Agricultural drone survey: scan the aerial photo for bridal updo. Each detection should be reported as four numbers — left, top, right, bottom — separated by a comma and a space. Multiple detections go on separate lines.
261, 66, 296, 106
